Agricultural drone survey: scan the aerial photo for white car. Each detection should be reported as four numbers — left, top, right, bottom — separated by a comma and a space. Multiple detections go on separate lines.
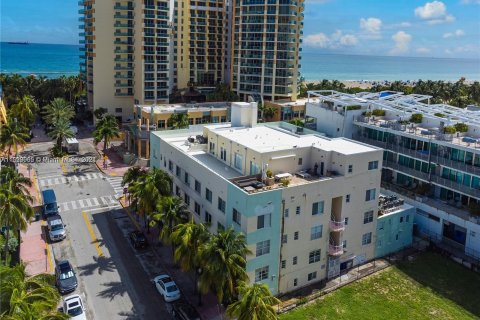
63, 294, 87, 320
153, 274, 181, 302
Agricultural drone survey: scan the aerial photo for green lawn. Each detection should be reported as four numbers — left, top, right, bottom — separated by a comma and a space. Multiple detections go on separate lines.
280, 252, 480, 320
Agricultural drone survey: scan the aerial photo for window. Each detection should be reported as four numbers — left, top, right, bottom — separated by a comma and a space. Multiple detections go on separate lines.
406, 214, 410, 222
308, 249, 321, 264
365, 188, 376, 201
255, 266, 269, 282
217, 222, 225, 232
310, 225, 323, 240
296, 206, 301, 215
115, 107, 122, 113
220, 147, 227, 161
308, 272, 317, 281
194, 202, 201, 215
368, 160, 379, 170
348, 165, 353, 173
344, 217, 349, 225
205, 211, 212, 224
184, 172, 190, 185
342, 240, 347, 249
257, 214, 271, 229
284, 208, 289, 217
175, 186, 181, 197
256, 240, 270, 257
294, 231, 299, 240
312, 201, 324, 215
293, 278, 298, 286
169, 160, 173, 172
298, 158, 303, 165
363, 211, 374, 224
396, 234, 399, 240
282, 234, 288, 244
233, 208, 241, 225
206, 188, 212, 203
281, 260, 286, 269
209, 142, 215, 154
184, 194, 190, 206
218, 197, 226, 213
176, 166, 181, 177
234, 153, 243, 170
400, 216, 404, 223
195, 180, 201, 193
346, 194, 350, 203
292, 256, 297, 265
362, 232, 372, 245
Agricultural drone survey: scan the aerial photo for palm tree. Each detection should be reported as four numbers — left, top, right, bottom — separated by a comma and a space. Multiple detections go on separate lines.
9, 95, 38, 127
92, 114, 120, 152
152, 196, 190, 250
289, 119, 304, 127
0, 119, 30, 156
199, 227, 252, 304
226, 281, 280, 320
43, 98, 75, 125
170, 220, 210, 304
47, 118, 74, 150
0, 264, 68, 319
168, 112, 189, 129
0, 180, 34, 264
122, 166, 147, 187
263, 106, 277, 122
0, 167, 32, 199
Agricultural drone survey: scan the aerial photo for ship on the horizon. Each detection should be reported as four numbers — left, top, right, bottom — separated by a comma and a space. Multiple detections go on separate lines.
7, 41, 29, 45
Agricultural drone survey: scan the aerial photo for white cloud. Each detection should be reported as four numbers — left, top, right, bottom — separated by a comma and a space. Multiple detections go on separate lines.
390, 31, 412, 55
415, 1, 447, 19
304, 30, 358, 49
360, 17, 383, 37
414, 1, 455, 24
443, 29, 465, 38
416, 47, 431, 54
397, 22, 412, 28
304, 33, 330, 48
461, 0, 480, 4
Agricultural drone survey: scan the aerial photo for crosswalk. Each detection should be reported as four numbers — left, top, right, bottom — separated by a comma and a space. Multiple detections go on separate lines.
106, 176, 126, 198
58, 195, 121, 213
39, 172, 104, 187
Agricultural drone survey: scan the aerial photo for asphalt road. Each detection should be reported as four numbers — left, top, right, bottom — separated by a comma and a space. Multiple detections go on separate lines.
22, 141, 172, 320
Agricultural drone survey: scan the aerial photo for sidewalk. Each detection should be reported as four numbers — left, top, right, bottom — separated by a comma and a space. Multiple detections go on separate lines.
17, 164, 54, 276
94, 142, 136, 177
119, 197, 225, 320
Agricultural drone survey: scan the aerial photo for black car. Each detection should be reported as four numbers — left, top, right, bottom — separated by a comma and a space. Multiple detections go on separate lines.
172, 301, 201, 320
55, 260, 78, 294
129, 231, 148, 249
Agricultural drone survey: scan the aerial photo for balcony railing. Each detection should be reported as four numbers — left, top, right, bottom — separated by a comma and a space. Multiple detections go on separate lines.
328, 244, 344, 256
329, 218, 345, 232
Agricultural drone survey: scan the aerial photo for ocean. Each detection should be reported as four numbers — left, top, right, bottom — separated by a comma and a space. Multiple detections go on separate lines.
1, 42, 479, 81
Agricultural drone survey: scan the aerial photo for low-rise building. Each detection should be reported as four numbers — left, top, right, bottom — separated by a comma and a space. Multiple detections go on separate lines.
263, 99, 307, 122
150, 102, 384, 294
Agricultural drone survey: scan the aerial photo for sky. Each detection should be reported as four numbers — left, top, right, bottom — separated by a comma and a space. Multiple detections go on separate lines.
1, 0, 479, 58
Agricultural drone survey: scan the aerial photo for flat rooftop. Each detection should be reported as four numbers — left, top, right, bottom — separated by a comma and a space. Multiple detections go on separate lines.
136, 103, 228, 114
205, 124, 378, 155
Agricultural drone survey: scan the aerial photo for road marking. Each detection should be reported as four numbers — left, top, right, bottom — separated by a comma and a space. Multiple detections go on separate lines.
92, 198, 99, 206
71, 201, 77, 209
63, 202, 69, 211
82, 211, 103, 257
40, 180, 46, 187
42, 220, 54, 273
85, 198, 92, 207
79, 199, 85, 208
101, 197, 108, 205
109, 196, 116, 204
119, 199, 142, 231
60, 157, 67, 174
83, 205, 122, 213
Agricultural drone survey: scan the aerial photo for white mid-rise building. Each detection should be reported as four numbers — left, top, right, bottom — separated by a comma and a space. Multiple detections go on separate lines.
150, 102, 383, 294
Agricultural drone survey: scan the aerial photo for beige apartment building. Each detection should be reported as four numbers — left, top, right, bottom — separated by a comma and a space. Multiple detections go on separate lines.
150, 102, 383, 294
79, 0, 304, 121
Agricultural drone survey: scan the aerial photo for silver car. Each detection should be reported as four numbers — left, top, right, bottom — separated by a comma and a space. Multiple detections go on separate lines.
47, 215, 66, 242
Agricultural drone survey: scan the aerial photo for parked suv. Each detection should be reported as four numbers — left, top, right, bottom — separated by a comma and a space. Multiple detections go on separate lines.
55, 260, 78, 294
47, 215, 66, 242
129, 230, 148, 249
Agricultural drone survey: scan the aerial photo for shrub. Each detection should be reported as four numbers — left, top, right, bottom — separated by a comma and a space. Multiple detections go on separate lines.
372, 109, 386, 116
266, 169, 273, 178
443, 126, 456, 134
410, 113, 423, 124
51, 145, 66, 157
0, 232, 19, 253
281, 178, 290, 186
434, 113, 445, 118
345, 105, 361, 110
362, 111, 372, 117
454, 123, 468, 133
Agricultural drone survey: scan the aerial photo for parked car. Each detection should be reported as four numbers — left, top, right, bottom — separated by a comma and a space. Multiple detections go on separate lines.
172, 301, 201, 320
42, 189, 58, 216
55, 260, 78, 294
62, 294, 87, 320
129, 230, 148, 249
153, 274, 181, 302
47, 215, 66, 242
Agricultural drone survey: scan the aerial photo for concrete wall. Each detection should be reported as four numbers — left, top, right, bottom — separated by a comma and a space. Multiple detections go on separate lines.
305, 103, 363, 138
375, 206, 415, 258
